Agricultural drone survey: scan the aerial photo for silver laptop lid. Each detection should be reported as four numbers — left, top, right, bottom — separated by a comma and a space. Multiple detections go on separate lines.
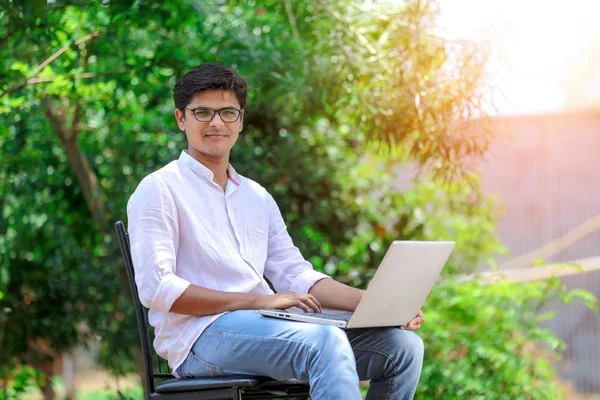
348, 241, 454, 328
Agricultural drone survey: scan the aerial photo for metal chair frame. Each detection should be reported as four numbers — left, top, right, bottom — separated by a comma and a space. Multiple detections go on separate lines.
115, 221, 310, 399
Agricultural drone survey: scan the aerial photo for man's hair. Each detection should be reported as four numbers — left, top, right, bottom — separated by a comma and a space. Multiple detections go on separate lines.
173, 63, 248, 111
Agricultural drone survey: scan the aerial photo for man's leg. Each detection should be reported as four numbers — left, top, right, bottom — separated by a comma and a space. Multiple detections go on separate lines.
176, 310, 362, 400
347, 328, 424, 400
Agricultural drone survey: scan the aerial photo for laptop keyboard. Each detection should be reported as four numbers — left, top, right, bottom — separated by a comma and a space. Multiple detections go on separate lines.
286, 308, 354, 322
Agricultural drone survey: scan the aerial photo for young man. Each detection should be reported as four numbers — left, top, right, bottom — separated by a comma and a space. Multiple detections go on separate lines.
127, 63, 425, 399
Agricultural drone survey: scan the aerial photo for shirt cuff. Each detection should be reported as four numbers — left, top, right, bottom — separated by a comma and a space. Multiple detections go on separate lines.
151, 273, 191, 314
289, 269, 332, 294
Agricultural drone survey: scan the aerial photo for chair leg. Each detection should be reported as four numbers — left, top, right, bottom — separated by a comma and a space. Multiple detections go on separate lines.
231, 387, 242, 400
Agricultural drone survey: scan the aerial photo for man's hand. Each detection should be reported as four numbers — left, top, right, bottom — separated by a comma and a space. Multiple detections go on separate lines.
399, 310, 424, 331
256, 292, 322, 313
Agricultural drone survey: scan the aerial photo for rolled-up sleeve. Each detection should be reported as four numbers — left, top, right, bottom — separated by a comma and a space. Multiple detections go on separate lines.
127, 175, 191, 313
263, 194, 331, 294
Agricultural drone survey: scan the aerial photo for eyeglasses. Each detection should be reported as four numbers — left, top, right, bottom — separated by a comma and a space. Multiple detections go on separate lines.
185, 107, 242, 123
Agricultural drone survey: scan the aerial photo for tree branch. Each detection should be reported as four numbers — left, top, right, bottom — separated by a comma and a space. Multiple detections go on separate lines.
500, 214, 600, 269
1, 30, 102, 99
284, 0, 301, 46
0, 19, 27, 48
327, 8, 376, 55
0, 71, 130, 99
0, 3, 96, 48
70, 37, 91, 139
30, 31, 101, 77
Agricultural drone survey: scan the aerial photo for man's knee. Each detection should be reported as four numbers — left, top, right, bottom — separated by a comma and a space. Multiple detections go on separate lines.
301, 325, 361, 397
404, 330, 425, 361
307, 324, 355, 362
311, 324, 352, 350
387, 329, 424, 372
363, 329, 424, 380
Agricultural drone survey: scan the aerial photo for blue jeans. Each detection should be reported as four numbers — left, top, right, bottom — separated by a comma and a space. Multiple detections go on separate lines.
176, 310, 424, 400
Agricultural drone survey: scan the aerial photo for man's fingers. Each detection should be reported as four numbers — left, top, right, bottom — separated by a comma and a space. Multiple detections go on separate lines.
277, 293, 322, 312
399, 310, 425, 330
409, 319, 422, 327
295, 300, 311, 313
399, 323, 421, 331
309, 295, 322, 312
305, 299, 320, 313
409, 311, 425, 326
301, 296, 321, 313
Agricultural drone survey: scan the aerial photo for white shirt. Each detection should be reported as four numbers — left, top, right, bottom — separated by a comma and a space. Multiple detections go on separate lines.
126, 151, 330, 376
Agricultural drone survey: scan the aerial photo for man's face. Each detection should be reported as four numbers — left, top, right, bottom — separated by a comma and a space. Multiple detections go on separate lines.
175, 89, 243, 162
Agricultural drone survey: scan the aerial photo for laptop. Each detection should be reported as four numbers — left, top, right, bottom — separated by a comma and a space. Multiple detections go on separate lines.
260, 240, 455, 329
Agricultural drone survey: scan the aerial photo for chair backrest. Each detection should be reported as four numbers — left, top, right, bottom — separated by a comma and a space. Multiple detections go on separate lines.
115, 220, 159, 395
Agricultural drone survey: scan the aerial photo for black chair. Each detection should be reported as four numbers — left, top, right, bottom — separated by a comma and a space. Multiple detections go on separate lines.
115, 221, 310, 399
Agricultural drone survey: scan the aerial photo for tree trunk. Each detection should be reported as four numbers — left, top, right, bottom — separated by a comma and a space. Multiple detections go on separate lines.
42, 98, 108, 234
31, 360, 56, 400
41, 97, 147, 384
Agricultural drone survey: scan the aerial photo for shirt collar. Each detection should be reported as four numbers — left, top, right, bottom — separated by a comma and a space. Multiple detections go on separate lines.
179, 150, 241, 187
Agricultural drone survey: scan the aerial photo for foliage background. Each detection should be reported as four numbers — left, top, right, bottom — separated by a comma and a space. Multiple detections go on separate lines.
0, 1, 595, 399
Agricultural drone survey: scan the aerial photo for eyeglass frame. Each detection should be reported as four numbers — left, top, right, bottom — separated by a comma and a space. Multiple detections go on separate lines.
184, 106, 243, 123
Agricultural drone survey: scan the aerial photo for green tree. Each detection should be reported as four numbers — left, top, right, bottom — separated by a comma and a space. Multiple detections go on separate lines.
1, 1, 593, 399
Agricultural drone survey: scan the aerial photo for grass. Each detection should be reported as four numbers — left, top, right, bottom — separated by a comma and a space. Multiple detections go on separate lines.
73, 387, 143, 400
16, 376, 143, 400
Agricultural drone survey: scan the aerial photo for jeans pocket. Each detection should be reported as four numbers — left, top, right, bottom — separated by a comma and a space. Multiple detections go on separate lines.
188, 350, 228, 377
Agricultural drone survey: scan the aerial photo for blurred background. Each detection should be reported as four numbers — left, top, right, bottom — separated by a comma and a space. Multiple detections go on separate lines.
1, 0, 598, 399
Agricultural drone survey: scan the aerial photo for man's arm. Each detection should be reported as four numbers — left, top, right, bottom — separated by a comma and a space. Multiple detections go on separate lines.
260, 193, 365, 312
128, 177, 322, 316
262, 194, 332, 295
308, 278, 365, 311
170, 284, 322, 316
